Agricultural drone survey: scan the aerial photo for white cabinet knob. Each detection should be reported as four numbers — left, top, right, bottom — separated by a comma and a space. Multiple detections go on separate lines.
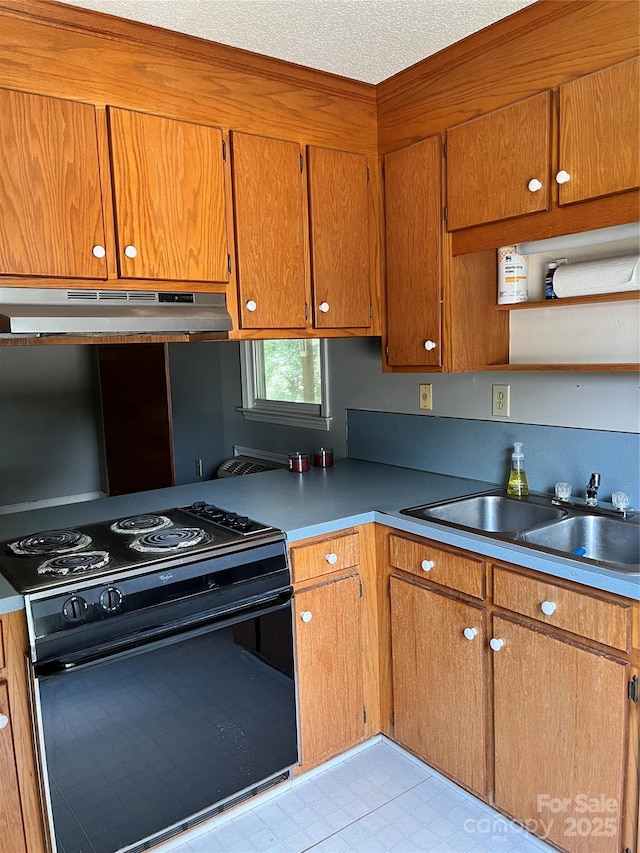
92, 245, 106, 259
300, 611, 313, 623
463, 627, 478, 641
245, 300, 257, 312
555, 170, 571, 185
424, 340, 437, 351
325, 553, 338, 565
124, 245, 138, 259
490, 638, 505, 652
421, 559, 434, 572
0, 713, 8, 729
541, 600, 557, 616
319, 302, 330, 313
527, 178, 543, 192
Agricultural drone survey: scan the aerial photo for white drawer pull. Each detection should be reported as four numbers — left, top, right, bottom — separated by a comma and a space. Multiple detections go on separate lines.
245, 300, 257, 312
463, 627, 478, 641
124, 244, 138, 259
490, 638, 505, 652
92, 245, 106, 259
300, 611, 313, 623
541, 600, 557, 616
424, 340, 437, 351
555, 169, 571, 185
421, 559, 434, 572
0, 713, 8, 730
319, 301, 330, 313
527, 178, 543, 192
325, 552, 338, 565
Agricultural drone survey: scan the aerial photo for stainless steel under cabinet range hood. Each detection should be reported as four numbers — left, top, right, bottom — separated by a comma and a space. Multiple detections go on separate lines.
0, 288, 233, 336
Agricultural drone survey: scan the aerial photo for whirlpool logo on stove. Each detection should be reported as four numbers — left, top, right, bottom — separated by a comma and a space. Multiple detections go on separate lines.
158, 572, 174, 583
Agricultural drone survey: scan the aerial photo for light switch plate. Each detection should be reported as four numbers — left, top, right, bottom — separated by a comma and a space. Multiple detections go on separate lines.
419, 384, 433, 410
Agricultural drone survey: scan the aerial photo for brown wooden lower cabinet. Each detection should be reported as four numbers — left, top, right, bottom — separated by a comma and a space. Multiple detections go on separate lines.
0, 679, 28, 853
294, 573, 365, 770
0, 611, 46, 853
491, 615, 629, 853
390, 575, 487, 797
384, 530, 638, 853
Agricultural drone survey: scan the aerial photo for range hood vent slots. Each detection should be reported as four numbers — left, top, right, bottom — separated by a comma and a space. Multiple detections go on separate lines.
0, 287, 233, 336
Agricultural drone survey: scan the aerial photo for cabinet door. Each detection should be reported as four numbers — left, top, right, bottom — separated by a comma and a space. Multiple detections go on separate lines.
446, 91, 552, 230
0, 88, 107, 279
108, 108, 228, 282
231, 132, 307, 329
390, 577, 486, 796
295, 575, 364, 768
492, 616, 628, 853
384, 136, 442, 367
0, 681, 27, 853
307, 146, 371, 329
559, 57, 640, 205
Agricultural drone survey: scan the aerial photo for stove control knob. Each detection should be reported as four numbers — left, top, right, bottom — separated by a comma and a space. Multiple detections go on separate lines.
99, 587, 124, 614
236, 516, 252, 531
62, 596, 88, 623
190, 502, 206, 512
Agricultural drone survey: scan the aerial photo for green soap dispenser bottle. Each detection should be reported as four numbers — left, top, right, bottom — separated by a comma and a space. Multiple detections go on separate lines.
507, 441, 529, 498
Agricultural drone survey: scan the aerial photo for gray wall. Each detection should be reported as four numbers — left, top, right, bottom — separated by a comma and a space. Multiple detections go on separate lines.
0, 336, 637, 509
0, 346, 103, 508
217, 337, 640, 459
168, 341, 228, 483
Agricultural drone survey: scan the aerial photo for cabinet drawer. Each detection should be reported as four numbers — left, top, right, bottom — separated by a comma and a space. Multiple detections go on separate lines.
493, 566, 631, 651
291, 532, 359, 584
389, 535, 485, 599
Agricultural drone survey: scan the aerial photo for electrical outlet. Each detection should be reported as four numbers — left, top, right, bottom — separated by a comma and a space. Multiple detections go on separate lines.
419, 384, 433, 411
195, 458, 203, 477
492, 384, 510, 417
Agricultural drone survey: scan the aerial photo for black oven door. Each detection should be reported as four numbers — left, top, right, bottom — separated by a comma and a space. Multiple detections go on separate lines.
32, 595, 297, 853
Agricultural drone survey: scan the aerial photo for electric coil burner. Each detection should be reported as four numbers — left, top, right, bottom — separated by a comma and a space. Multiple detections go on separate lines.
37, 551, 111, 577
110, 514, 173, 534
129, 526, 210, 553
9, 529, 91, 556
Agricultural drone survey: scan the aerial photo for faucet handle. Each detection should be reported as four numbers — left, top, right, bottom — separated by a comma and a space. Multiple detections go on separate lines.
612, 491, 631, 512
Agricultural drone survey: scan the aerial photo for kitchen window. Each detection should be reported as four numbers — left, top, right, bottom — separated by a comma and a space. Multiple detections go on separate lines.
239, 339, 332, 429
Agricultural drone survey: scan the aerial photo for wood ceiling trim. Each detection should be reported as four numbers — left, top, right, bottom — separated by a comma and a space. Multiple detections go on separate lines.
0, 0, 377, 104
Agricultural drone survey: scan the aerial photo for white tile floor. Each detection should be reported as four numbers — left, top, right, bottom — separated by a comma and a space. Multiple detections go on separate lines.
159, 739, 556, 853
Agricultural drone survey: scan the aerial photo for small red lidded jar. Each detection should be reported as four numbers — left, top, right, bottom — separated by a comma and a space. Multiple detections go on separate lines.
288, 452, 310, 473
313, 447, 334, 468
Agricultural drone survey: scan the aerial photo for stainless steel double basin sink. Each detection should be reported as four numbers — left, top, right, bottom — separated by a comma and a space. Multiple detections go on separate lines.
400, 489, 640, 574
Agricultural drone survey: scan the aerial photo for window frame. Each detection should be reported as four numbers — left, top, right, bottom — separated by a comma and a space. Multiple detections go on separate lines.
238, 339, 332, 430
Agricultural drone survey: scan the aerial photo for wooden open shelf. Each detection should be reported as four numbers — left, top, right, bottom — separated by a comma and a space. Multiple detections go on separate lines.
495, 291, 640, 310
485, 362, 639, 371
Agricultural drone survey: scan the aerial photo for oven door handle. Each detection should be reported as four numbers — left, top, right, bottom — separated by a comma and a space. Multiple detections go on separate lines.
35, 587, 292, 677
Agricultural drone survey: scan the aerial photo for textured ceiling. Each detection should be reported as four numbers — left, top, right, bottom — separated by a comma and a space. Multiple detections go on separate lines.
62, 0, 537, 84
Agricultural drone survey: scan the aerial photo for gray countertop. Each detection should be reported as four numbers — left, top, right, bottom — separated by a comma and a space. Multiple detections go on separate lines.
1, 460, 638, 614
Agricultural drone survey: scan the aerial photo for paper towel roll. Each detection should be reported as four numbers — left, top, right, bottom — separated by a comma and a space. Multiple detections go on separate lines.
552, 254, 639, 298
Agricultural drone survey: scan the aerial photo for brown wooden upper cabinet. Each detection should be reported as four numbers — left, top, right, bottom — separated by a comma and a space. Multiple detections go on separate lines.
307, 146, 371, 329
384, 136, 442, 367
446, 58, 640, 231
558, 56, 640, 206
230, 131, 308, 330
230, 132, 373, 333
446, 91, 552, 231
107, 108, 229, 283
0, 88, 108, 279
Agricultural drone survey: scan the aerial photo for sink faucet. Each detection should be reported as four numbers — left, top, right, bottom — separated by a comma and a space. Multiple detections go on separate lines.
585, 472, 601, 506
